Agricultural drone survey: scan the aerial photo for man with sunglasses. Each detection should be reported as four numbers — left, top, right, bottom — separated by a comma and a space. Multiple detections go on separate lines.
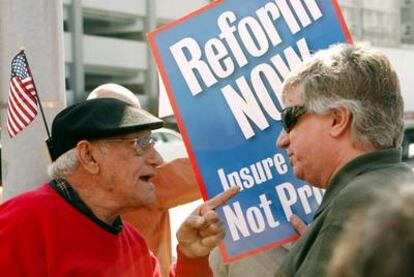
275, 44, 414, 277
0, 98, 238, 276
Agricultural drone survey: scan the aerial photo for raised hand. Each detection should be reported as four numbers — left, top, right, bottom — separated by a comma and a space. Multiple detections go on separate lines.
176, 186, 239, 258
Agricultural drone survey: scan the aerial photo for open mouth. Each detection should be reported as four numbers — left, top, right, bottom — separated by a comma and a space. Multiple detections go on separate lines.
288, 155, 295, 166
139, 174, 154, 182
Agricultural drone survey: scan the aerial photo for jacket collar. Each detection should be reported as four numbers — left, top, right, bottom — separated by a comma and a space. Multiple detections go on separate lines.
313, 148, 402, 219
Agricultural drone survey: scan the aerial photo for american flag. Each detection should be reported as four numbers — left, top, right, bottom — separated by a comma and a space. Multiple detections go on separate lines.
6, 51, 39, 138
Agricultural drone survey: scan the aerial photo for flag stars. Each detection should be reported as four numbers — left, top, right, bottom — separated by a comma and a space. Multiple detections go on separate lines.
11, 54, 29, 79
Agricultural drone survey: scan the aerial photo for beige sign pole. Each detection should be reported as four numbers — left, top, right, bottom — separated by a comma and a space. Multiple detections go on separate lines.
0, 0, 66, 200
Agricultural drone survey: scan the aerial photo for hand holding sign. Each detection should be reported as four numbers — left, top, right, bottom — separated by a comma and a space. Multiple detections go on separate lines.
177, 186, 240, 258
290, 214, 307, 236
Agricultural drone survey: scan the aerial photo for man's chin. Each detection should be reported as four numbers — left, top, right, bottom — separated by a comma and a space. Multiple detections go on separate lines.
128, 196, 156, 210
146, 186, 157, 206
145, 194, 157, 208
127, 188, 156, 209
293, 167, 304, 181
293, 170, 321, 188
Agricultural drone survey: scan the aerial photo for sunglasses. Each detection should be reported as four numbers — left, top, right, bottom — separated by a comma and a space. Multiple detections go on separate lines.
103, 135, 155, 155
281, 105, 307, 133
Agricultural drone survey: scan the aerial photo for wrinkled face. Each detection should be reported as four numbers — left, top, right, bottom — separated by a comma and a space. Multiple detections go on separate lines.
277, 84, 332, 187
96, 130, 163, 209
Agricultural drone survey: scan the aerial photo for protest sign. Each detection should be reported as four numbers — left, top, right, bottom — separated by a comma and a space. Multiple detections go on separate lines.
148, 0, 351, 262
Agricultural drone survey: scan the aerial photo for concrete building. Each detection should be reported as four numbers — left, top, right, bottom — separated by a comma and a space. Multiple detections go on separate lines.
338, 0, 414, 46
336, 0, 414, 110
401, 0, 414, 44
63, 0, 210, 113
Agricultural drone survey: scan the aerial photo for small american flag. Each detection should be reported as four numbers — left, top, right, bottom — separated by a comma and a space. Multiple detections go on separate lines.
6, 51, 39, 138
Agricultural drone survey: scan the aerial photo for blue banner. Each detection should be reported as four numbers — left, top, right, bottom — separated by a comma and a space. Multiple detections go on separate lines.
149, 0, 351, 262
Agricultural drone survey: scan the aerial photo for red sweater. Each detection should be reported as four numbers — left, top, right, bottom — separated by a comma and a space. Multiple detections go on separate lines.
0, 184, 210, 277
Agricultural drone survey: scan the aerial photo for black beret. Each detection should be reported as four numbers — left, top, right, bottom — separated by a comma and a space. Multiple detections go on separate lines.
47, 98, 163, 161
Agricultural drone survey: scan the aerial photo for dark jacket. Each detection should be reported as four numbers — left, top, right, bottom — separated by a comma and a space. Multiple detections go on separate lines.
277, 148, 414, 277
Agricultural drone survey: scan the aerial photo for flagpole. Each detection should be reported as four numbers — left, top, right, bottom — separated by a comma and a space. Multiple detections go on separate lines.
19, 49, 52, 140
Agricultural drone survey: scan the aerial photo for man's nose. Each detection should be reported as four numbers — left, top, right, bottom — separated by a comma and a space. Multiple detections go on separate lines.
276, 129, 289, 149
147, 147, 164, 166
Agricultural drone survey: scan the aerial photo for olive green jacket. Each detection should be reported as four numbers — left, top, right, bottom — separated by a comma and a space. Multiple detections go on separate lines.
276, 149, 414, 277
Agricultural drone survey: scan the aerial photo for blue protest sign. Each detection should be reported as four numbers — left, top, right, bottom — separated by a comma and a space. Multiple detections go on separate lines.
149, 0, 351, 262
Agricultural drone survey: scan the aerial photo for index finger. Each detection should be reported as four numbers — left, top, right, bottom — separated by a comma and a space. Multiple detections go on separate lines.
200, 186, 240, 215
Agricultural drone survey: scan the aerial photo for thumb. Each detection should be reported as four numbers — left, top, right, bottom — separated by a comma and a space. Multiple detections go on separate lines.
290, 214, 307, 236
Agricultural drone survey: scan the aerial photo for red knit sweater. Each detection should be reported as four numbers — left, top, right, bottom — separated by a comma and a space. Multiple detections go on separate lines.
0, 184, 210, 277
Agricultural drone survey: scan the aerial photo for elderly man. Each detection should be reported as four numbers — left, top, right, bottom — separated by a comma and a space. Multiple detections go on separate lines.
0, 98, 237, 276
275, 44, 414, 276
88, 83, 201, 277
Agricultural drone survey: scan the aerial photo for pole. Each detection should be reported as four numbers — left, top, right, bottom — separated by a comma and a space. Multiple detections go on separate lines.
21, 50, 52, 140
0, 0, 66, 199
146, 0, 158, 114
68, 0, 85, 104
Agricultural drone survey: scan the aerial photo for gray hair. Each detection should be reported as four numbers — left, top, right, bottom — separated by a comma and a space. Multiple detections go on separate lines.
47, 148, 79, 179
282, 44, 404, 149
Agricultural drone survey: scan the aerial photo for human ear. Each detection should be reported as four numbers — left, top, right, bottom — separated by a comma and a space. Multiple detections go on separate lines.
329, 107, 352, 138
76, 140, 100, 174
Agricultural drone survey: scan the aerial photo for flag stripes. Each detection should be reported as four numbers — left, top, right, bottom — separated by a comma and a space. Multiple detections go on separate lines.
6, 52, 39, 138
